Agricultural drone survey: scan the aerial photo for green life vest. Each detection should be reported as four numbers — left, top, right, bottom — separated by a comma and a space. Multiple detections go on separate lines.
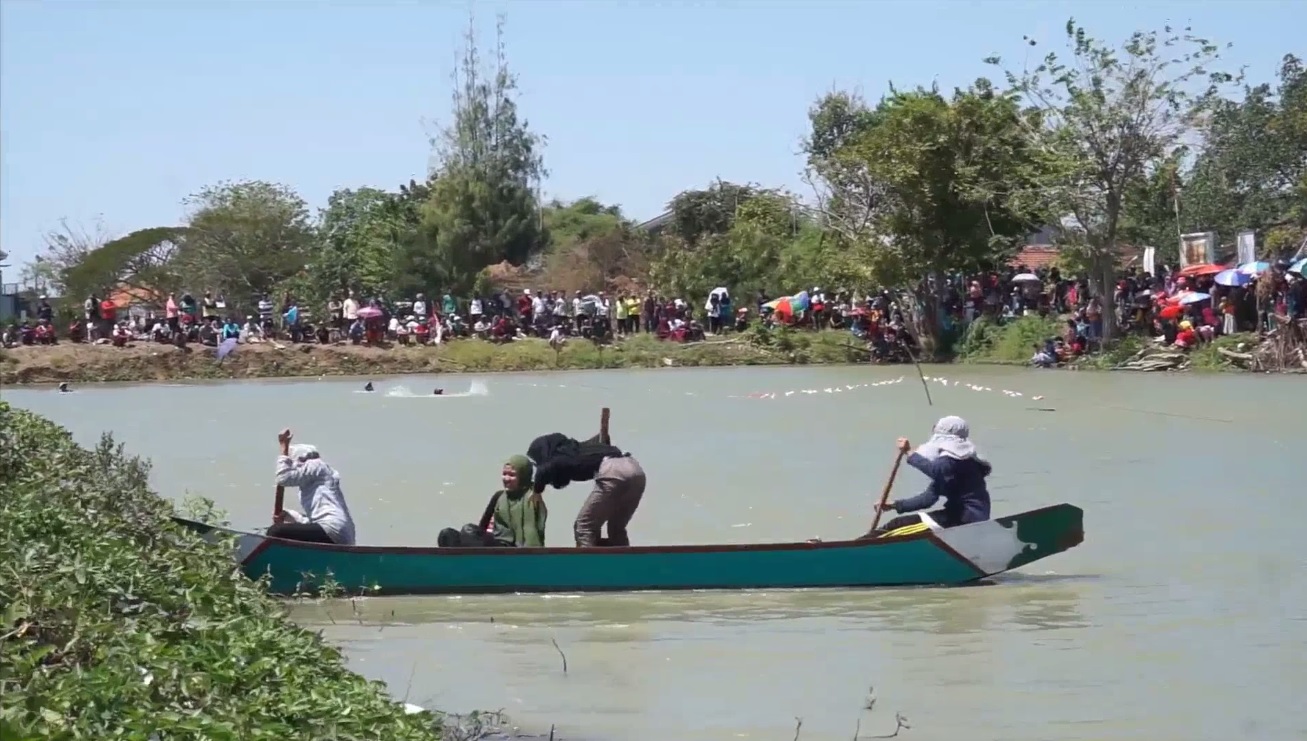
493, 490, 547, 547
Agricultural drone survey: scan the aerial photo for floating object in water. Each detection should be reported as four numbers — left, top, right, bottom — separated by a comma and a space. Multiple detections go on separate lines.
363, 382, 374, 392
57, 382, 72, 393
433, 388, 443, 395
172, 504, 1085, 595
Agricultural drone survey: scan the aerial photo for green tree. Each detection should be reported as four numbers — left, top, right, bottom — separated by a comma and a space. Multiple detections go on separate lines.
802, 91, 883, 243
806, 82, 1042, 350
418, 15, 546, 293
988, 20, 1239, 340
173, 180, 318, 305
60, 227, 188, 302
542, 197, 627, 250
651, 183, 808, 300
664, 180, 766, 247
303, 187, 406, 306
1184, 54, 1307, 247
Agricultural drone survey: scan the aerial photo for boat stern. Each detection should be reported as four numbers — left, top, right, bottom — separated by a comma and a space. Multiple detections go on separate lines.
932, 504, 1084, 578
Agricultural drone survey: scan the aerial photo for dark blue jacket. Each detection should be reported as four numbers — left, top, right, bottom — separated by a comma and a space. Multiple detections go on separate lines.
892, 452, 992, 527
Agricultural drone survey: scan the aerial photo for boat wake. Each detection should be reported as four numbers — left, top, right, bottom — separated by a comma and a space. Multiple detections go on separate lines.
385, 380, 490, 398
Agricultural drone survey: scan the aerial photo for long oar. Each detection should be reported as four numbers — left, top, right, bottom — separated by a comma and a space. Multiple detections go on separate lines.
869, 449, 907, 533
272, 485, 285, 526
273, 430, 290, 526
600, 407, 610, 445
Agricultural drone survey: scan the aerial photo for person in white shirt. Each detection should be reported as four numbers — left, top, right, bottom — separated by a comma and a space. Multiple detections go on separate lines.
241, 316, 262, 343
269, 430, 357, 545
342, 291, 360, 324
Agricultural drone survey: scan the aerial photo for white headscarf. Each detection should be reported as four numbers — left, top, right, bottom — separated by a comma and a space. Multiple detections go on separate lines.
289, 444, 320, 463
914, 416, 985, 462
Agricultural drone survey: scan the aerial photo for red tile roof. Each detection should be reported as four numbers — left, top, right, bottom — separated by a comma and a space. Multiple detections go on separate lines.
1010, 246, 1059, 270
1009, 244, 1144, 271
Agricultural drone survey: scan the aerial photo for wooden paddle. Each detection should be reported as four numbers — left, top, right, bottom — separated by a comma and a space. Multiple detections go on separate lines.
600, 407, 611, 445
272, 485, 285, 526
869, 449, 907, 533
273, 427, 291, 525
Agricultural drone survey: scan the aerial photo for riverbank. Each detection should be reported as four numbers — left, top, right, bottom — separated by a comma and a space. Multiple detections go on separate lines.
956, 315, 1307, 373
0, 330, 868, 385
4, 319, 1300, 385
0, 401, 523, 739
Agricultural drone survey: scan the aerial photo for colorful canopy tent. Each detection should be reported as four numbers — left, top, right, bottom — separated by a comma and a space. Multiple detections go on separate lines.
763, 291, 810, 321
1177, 263, 1226, 278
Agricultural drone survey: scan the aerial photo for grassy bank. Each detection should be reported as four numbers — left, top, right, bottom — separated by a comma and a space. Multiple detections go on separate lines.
0, 329, 869, 385
0, 401, 449, 739
955, 315, 1275, 372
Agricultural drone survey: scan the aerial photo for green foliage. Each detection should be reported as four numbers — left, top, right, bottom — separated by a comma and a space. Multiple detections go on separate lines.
839, 82, 1040, 280
1184, 54, 1307, 245
543, 197, 627, 249
957, 315, 1064, 363
1188, 331, 1260, 370
650, 181, 825, 301
173, 180, 319, 306
417, 15, 547, 293
987, 20, 1240, 336
0, 403, 442, 740
59, 227, 188, 301
664, 180, 786, 246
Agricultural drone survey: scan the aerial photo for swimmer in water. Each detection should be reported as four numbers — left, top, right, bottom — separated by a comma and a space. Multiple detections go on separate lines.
433, 388, 443, 395
58, 382, 72, 393
363, 382, 374, 392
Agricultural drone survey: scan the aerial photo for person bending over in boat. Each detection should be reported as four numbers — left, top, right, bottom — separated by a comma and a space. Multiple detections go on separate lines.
526, 431, 646, 547
874, 415, 991, 534
437, 455, 546, 547
270, 429, 357, 545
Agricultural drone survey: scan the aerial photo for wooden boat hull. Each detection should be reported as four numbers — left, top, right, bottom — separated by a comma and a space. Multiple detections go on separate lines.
174, 503, 1084, 596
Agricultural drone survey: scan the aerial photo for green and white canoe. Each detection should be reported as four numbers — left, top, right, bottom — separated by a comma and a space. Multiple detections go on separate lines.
174, 503, 1084, 596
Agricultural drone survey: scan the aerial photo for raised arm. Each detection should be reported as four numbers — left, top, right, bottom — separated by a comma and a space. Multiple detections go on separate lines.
275, 456, 313, 488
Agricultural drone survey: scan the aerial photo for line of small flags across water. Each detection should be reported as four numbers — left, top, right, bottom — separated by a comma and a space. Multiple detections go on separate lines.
737, 375, 1048, 405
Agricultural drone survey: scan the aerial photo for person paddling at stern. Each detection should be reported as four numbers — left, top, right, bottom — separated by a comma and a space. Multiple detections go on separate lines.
526, 431, 646, 547
875, 415, 991, 534
269, 429, 357, 545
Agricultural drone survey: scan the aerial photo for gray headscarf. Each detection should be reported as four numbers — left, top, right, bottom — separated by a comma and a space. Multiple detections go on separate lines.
914, 416, 985, 462
289, 444, 320, 463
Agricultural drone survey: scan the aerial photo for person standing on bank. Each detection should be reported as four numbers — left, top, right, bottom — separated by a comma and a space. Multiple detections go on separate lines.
525, 431, 646, 547
875, 416, 992, 533
269, 429, 357, 545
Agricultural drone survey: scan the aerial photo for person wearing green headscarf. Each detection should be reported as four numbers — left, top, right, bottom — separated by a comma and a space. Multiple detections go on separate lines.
474, 454, 548, 547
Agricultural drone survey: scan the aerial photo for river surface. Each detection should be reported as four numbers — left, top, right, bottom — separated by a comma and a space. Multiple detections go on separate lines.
6, 365, 1305, 740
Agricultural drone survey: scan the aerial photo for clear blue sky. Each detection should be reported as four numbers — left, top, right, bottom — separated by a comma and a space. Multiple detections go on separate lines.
2, 0, 1301, 271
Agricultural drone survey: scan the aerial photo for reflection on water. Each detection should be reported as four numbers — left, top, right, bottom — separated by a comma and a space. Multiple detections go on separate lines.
293, 582, 1086, 635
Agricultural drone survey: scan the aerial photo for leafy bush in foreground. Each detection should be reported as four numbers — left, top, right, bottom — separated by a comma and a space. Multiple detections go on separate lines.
0, 401, 441, 740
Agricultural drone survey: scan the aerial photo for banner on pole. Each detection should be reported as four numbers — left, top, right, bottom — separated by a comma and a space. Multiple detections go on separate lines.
1179, 232, 1217, 268
1236, 230, 1256, 265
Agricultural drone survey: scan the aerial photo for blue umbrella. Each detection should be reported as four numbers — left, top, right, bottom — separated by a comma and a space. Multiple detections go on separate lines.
1213, 269, 1253, 287
1290, 257, 1306, 275
1237, 261, 1270, 276
216, 337, 239, 362
1177, 291, 1211, 306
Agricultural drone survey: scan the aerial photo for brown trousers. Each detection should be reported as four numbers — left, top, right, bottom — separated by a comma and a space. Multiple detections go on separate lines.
574, 455, 646, 546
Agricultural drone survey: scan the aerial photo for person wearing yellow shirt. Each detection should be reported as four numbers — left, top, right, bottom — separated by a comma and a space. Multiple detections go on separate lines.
614, 295, 629, 336
625, 296, 641, 334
